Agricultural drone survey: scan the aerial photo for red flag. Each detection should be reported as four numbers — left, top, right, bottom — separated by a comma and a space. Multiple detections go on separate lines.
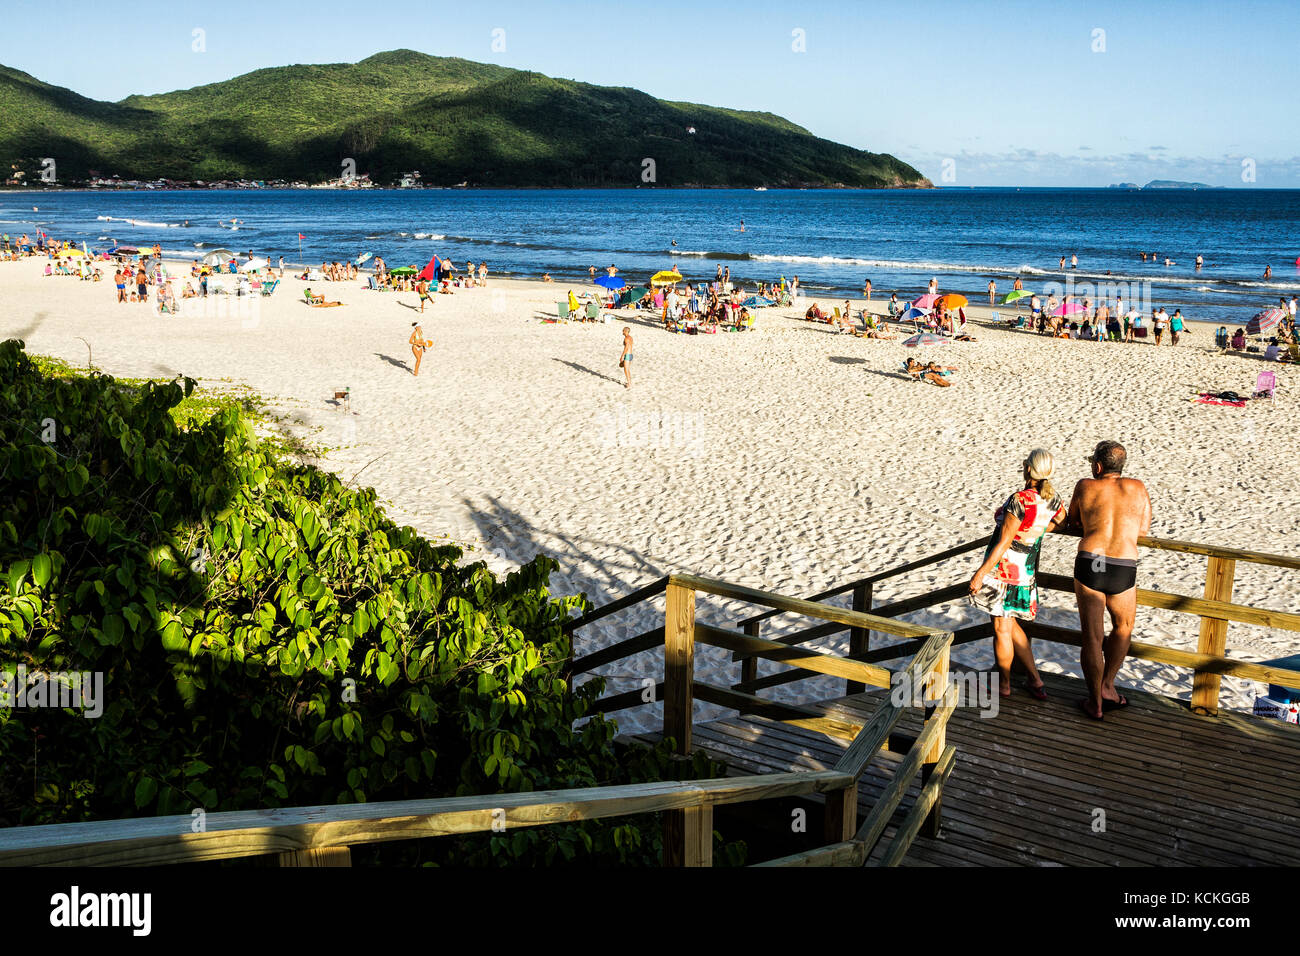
298, 233, 305, 241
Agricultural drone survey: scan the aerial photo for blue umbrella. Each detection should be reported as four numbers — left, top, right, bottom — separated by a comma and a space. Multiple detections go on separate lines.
741, 295, 775, 308
900, 307, 930, 322
595, 275, 626, 290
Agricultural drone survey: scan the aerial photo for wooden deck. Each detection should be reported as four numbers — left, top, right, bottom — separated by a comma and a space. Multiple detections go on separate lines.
629, 671, 1300, 866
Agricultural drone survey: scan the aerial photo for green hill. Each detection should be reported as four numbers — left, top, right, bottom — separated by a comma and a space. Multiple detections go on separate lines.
0, 51, 929, 188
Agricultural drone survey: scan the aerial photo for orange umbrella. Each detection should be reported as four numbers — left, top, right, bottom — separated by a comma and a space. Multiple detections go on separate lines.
935, 293, 967, 311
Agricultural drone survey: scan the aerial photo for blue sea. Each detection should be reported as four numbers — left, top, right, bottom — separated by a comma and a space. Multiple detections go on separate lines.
3, 187, 1298, 325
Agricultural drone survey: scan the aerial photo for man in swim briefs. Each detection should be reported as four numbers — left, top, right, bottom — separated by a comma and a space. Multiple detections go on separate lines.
1065, 440, 1151, 720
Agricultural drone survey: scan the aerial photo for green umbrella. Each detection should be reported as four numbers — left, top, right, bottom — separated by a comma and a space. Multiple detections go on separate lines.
389, 266, 417, 276
1002, 290, 1032, 304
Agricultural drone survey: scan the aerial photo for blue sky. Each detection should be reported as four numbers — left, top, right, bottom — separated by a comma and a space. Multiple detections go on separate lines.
4, 0, 1297, 186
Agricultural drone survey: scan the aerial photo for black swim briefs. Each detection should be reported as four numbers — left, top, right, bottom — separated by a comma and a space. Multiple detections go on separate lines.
1074, 550, 1137, 595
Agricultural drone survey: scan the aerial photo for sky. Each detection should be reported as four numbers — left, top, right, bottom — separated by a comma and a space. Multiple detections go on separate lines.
3, 0, 1298, 187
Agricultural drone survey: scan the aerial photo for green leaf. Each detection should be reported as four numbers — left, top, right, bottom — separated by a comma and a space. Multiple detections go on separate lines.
134, 777, 158, 808
31, 553, 52, 588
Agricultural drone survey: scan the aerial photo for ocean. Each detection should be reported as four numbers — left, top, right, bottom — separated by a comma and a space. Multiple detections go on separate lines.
3, 187, 1298, 326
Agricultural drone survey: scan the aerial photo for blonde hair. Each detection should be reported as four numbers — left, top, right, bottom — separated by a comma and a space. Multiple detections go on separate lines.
1024, 448, 1056, 501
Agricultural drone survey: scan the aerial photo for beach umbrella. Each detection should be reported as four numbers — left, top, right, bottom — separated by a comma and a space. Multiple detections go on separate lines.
1002, 290, 1032, 304
934, 293, 967, 311
117, 246, 140, 255
650, 270, 683, 286
900, 306, 930, 323
201, 249, 233, 265
242, 256, 269, 270
1050, 302, 1086, 317
903, 332, 948, 348
63, 248, 84, 257
741, 295, 775, 308
389, 266, 417, 276
1247, 308, 1285, 336
595, 275, 625, 290
912, 293, 940, 309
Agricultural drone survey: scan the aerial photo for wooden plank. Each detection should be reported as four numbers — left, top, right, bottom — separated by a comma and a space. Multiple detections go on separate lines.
570, 627, 663, 675
663, 804, 712, 867
731, 619, 844, 662
1020, 621, 1300, 686
876, 746, 957, 867
663, 583, 696, 755
670, 572, 939, 640
921, 641, 951, 837
563, 576, 668, 633
0, 771, 855, 867
833, 631, 951, 778
278, 847, 351, 867
696, 622, 895, 689
590, 683, 662, 715
691, 682, 862, 741
854, 700, 955, 856
1192, 556, 1236, 715
754, 839, 867, 867
824, 783, 858, 844
847, 582, 872, 695
739, 620, 760, 686
1037, 572, 1300, 632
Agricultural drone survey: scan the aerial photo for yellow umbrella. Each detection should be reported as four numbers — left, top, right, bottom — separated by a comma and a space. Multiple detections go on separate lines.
650, 270, 682, 286
64, 248, 85, 257
934, 293, 966, 310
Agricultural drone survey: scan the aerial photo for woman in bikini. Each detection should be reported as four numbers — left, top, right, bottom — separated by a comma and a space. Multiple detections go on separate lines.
968, 449, 1067, 700
620, 327, 634, 388
409, 322, 429, 377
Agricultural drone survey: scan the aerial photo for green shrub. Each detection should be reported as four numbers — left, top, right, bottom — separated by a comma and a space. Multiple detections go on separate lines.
0, 340, 744, 865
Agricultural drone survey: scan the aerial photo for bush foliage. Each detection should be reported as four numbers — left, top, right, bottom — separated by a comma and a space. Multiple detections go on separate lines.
0, 340, 742, 865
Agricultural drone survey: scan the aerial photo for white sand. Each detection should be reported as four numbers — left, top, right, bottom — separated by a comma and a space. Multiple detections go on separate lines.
4, 256, 1298, 732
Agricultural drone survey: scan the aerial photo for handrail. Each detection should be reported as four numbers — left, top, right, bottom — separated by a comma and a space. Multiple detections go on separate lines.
563, 575, 668, 634
0, 769, 854, 867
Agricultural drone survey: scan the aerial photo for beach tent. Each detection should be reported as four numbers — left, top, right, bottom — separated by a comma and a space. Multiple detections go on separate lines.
417, 255, 440, 281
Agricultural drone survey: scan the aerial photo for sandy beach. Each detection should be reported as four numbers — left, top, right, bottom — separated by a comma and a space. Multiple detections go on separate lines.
4, 255, 1297, 730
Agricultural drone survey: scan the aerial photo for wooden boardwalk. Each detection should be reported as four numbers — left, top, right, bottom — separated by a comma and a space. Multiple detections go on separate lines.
630, 671, 1300, 866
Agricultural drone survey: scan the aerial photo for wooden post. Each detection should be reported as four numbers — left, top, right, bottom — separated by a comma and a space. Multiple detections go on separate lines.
846, 582, 872, 695
662, 582, 701, 865
278, 847, 352, 866
1191, 556, 1236, 716
739, 620, 760, 688
920, 641, 950, 838
823, 783, 858, 844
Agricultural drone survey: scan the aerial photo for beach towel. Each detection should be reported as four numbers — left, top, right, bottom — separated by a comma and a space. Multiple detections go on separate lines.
1194, 392, 1247, 407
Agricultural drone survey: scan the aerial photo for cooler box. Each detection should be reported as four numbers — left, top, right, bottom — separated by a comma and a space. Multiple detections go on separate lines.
1263, 653, 1300, 701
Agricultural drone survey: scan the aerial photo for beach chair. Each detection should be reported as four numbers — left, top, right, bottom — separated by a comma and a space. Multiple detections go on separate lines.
556, 302, 573, 323
1253, 370, 1277, 402
260, 279, 279, 297
585, 302, 600, 322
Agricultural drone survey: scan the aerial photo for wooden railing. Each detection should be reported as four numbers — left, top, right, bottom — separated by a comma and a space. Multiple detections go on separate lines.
729, 530, 1300, 716
1, 573, 955, 868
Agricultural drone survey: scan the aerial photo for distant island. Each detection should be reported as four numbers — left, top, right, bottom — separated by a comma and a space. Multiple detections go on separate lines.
0, 51, 930, 189
1108, 180, 1217, 190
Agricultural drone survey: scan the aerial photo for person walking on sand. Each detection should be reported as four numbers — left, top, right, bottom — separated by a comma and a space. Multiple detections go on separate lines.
620, 326, 634, 389
968, 449, 1066, 700
1065, 441, 1151, 720
409, 322, 429, 376
416, 278, 431, 313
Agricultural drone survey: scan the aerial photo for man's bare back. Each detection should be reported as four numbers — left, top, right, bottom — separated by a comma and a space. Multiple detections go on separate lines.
1066, 475, 1151, 559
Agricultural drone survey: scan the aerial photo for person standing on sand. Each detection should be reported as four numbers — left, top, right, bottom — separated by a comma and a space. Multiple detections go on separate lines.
620, 327, 634, 389
1066, 441, 1151, 720
409, 322, 429, 377
968, 449, 1066, 700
